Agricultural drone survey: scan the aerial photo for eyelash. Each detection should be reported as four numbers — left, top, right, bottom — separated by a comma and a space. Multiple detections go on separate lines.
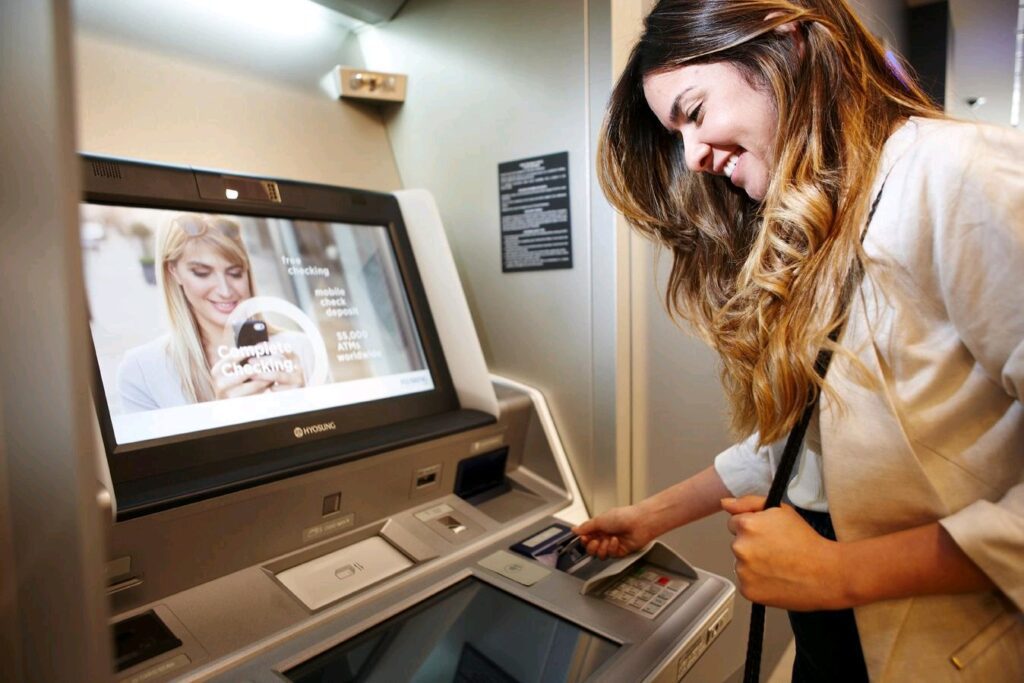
687, 103, 703, 123
190, 269, 244, 279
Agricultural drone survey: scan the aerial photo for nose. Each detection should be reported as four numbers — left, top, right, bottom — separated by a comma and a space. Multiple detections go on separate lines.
213, 274, 233, 297
681, 129, 712, 173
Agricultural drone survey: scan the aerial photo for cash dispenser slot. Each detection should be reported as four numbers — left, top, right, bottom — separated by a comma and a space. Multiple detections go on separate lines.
455, 447, 548, 523
111, 610, 182, 673
454, 447, 511, 503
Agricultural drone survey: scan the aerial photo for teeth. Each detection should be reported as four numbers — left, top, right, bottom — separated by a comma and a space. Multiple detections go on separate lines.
723, 154, 738, 179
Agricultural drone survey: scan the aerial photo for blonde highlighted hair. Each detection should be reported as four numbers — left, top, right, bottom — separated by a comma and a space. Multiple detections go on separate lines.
156, 214, 253, 403
599, 0, 940, 443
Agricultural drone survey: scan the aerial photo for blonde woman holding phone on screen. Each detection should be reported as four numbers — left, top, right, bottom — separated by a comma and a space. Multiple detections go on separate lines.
117, 214, 310, 412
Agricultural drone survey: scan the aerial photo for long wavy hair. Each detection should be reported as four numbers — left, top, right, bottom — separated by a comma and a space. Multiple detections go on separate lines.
157, 214, 254, 403
599, 0, 940, 443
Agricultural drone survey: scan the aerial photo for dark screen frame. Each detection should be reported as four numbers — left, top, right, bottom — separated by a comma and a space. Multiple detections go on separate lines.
81, 154, 473, 518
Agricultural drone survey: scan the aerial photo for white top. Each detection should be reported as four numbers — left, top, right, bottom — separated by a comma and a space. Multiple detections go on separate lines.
116, 330, 315, 413
714, 116, 1024, 513
714, 416, 828, 511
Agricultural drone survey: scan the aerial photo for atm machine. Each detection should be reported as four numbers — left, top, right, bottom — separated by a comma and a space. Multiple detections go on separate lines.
80, 153, 734, 682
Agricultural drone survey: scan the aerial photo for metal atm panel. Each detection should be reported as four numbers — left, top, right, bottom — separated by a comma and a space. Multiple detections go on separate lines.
79, 158, 735, 682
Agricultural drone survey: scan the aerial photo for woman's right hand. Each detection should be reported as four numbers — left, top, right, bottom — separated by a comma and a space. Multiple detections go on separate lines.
210, 355, 272, 400
572, 504, 660, 560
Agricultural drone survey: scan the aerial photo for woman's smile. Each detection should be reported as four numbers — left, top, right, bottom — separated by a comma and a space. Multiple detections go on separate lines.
209, 300, 239, 314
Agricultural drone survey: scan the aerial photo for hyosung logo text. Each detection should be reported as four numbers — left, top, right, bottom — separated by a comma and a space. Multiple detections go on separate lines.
293, 421, 337, 439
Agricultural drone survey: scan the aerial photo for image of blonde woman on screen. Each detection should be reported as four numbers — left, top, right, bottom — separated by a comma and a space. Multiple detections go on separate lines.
116, 214, 312, 412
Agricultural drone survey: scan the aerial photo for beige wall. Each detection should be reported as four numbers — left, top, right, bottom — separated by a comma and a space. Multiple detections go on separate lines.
358, 0, 625, 512
946, 0, 1020, 125
74, 30, 401, 191
849, 0, 907, 52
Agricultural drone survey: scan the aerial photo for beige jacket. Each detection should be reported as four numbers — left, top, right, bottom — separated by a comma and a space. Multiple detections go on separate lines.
718, 117, 1024, 681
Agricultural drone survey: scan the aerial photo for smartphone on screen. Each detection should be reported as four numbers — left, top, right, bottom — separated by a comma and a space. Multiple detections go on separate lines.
234, 319, 269, 347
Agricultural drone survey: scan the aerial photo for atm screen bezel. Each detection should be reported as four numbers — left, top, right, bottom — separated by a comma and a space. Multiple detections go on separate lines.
81, 154, 464, 518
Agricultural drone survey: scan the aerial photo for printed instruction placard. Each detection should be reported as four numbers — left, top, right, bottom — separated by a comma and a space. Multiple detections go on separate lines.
498, 152, 572, 272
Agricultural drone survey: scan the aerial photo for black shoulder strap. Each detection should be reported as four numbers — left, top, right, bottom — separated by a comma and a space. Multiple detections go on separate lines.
741, 173, 890, 683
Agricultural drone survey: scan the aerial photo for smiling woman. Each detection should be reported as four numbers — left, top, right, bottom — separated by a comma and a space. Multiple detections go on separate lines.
598, 1, 941, 443
577, 1, 1024, 682
116, 214, 310, 411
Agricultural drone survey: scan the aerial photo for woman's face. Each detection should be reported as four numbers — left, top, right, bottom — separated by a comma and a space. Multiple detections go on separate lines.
169, 240, 251, 338
643, 61, 777, 201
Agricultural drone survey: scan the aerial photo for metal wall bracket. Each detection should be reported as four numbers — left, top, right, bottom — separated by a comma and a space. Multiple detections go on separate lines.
332, 66, 407, 103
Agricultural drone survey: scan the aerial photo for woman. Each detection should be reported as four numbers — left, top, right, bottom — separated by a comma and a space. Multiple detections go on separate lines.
117, 214, 309, 412
574, 0, 1023, 680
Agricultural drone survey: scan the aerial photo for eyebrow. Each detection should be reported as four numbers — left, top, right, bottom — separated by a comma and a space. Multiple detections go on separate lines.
668, 87, 695, 128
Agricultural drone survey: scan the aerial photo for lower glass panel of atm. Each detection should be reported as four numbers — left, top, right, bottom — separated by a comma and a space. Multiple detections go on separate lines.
284, 577, 620, 683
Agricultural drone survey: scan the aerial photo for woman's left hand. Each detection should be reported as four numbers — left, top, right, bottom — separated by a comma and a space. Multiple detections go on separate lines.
722, 496, 849, 611
255, 351, 306, 392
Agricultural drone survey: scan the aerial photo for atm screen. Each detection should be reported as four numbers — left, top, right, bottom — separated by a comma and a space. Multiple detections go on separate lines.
81, 204, 433, 449
284, 577, 620, 682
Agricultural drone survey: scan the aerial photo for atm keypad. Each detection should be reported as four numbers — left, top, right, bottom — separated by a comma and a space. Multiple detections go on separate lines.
601, 565, 689, 620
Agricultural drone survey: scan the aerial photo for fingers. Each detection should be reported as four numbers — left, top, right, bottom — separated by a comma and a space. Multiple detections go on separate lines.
212, 361, 254, 395
726, 513, 747, 536
572, 520, 595, 537
226, 378, 273, 397
583, 534, 620, 559
245, 353, 306, 390
721, 495, 767, 515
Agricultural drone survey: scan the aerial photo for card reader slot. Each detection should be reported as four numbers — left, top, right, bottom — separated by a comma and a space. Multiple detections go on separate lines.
509, 524, 617, 578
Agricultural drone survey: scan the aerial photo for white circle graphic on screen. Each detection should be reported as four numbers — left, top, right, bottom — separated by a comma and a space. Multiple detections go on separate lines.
226, 296, 329, 386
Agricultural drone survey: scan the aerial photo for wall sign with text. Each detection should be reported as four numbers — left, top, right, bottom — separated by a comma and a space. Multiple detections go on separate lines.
498, 152, 572, 272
